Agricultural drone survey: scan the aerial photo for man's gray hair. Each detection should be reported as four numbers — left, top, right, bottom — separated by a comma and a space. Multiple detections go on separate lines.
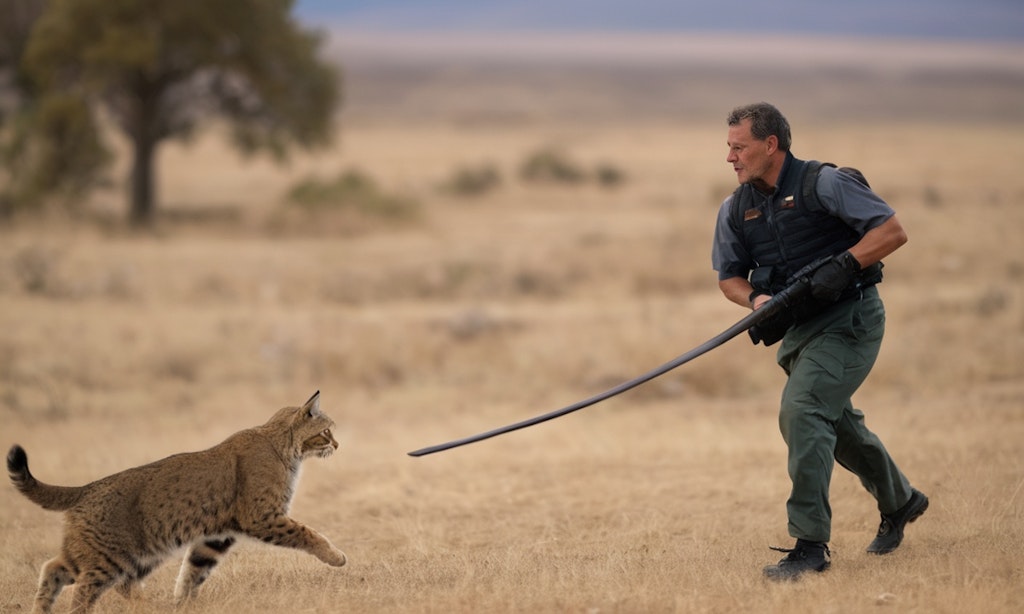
727, 102, 792, 152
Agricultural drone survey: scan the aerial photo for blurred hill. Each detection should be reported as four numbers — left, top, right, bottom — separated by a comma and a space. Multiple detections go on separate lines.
326, 31, 1024, 124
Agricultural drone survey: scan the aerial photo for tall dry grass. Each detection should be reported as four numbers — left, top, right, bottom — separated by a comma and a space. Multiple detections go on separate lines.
2, 45, 1024, 613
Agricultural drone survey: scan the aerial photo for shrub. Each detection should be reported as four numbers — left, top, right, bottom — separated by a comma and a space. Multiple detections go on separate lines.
594, 162, 626, 188
519, 147, 587, 185
441, 163, 502, 197
519, 148, 627, 189
286, 169, 418, 219
12, 245, 61, 295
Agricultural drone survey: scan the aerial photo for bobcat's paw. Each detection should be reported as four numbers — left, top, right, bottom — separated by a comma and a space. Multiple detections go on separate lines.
323, 548, 347, 567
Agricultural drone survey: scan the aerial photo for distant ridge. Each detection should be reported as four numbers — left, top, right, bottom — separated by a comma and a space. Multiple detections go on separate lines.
325, 30, 1024, 73
327, 31, 1024, 124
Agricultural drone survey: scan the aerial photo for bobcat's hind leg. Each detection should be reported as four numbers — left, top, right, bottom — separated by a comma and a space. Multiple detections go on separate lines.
33, 557, 74, 614
174, 537, 236, 604
69, 569, 119, 613
114, 562, 153, 601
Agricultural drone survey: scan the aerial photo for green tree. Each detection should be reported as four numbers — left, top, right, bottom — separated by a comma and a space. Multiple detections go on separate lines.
24, 0, 341, 224
1, 0, 109, 215
0, 0, 45, 117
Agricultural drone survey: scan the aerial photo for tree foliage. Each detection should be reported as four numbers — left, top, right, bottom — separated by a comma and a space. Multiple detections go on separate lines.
1, 0, 110, 214
0, 0, 44, 107
21, 0, 341, 223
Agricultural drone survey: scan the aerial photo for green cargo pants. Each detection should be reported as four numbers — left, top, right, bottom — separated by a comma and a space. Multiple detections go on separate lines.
775, 286, 912, 543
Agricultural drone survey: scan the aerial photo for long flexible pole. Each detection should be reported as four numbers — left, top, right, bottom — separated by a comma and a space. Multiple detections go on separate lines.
408, 280, 809, 457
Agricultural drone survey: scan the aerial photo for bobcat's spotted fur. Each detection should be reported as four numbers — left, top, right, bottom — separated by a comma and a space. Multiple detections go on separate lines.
6, 391, 346, 614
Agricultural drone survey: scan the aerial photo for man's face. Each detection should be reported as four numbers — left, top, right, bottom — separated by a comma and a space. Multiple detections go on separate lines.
726, 119, 775, 186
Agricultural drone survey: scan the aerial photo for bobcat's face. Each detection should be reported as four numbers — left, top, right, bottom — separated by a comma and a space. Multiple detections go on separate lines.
296, 395, 339, 458
267, 391, 340, 460
293, 392, 338, 459
302, 428, 338, 459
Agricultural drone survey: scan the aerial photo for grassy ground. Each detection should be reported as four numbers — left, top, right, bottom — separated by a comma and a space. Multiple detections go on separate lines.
2, 36, 1023, 613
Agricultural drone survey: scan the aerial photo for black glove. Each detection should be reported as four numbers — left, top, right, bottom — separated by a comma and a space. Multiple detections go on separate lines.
810, 251, 861, 302
749, 309, 794, 346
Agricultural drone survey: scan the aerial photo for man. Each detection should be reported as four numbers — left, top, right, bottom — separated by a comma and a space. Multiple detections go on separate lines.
711, 102, 928, 581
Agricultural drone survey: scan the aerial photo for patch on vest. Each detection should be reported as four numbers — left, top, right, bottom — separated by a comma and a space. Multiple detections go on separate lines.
781, 195, 795, 209
743, 208, 762, 221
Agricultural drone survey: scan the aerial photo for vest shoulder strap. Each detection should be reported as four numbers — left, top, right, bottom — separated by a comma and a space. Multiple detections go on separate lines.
800, 160, 834, 212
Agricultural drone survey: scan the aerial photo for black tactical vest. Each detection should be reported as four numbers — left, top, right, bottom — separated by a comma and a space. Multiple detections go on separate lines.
729, 158, 861, 295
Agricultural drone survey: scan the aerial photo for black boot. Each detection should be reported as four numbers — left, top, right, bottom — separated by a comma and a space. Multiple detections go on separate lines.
763, 539, 831, 581
867, 489, 929, 554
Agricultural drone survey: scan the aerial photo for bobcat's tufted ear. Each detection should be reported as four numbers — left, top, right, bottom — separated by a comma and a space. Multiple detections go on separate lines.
303, 390, 321, 417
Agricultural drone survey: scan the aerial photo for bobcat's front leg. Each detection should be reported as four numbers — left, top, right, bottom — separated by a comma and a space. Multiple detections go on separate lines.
246, 516, 347, 567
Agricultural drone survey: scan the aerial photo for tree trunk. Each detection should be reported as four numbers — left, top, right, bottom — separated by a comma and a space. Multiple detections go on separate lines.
129, 131, 156, 225
127, 80, 162, 226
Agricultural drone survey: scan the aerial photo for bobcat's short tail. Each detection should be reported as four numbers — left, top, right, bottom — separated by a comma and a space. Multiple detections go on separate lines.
7, 445, 86, 511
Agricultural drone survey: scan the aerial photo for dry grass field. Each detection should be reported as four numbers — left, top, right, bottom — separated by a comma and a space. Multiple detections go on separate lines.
2, 34, 1023, 613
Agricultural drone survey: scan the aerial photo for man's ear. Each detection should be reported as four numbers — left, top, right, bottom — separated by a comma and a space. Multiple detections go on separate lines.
765, 134, 778, 155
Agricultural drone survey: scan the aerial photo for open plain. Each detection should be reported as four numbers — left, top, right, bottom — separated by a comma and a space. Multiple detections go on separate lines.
2, 33, 1023, 613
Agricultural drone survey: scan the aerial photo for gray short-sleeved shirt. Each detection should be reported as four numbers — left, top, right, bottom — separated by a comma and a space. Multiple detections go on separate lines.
711, 164, 896, 281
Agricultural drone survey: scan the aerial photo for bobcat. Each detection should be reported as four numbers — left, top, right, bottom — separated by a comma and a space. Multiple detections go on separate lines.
6, 391, 347, 614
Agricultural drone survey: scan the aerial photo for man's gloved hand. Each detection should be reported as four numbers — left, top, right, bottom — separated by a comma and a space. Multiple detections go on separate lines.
749, 309, 794, 346
810, 251, 861, 302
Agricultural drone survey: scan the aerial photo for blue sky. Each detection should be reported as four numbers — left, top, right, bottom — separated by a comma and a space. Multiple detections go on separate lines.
293, 0, 1024, 42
